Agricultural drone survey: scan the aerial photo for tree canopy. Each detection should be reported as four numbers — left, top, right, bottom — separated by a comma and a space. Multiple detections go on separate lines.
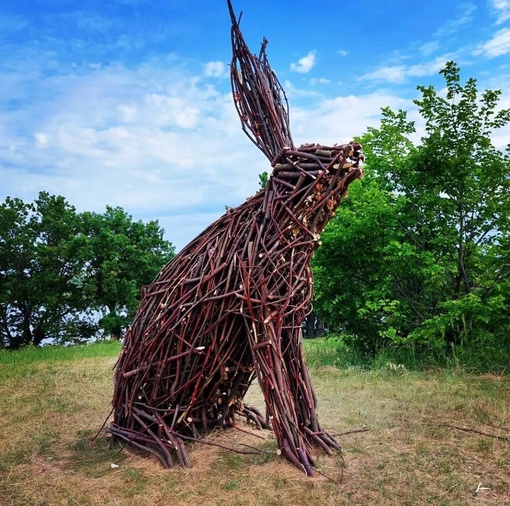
0, 192, 175, 349
313, 62, 510, 367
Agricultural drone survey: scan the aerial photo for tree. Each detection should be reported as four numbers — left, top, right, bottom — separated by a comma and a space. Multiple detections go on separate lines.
313, 174, 404, 353
0, 193, 175, 349
0, 192, 93, 349
81, 207, 175, 339
313, 62, 510, 363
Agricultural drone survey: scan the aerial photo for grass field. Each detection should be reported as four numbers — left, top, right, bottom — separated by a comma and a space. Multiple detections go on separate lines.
0, 340, 508, 505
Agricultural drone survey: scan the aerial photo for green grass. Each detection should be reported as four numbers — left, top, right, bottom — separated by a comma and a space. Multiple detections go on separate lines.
0, 341, 120, 367
303, 337, 409, 371
303, 335, 510, 373
0, 340, 121, 365
302, 336, 341, 368
0, 339, 508, 505
0, 341, 121, 383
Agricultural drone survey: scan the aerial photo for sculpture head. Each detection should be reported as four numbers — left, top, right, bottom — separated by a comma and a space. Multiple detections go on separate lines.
228, 1, 363, 237
268, 142, 364, 239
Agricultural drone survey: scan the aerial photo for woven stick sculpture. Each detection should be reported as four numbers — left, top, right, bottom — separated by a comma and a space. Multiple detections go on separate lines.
108, 0, 363, 476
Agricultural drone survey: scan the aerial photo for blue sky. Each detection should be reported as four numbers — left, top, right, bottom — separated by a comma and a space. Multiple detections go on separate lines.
1, 0, 509, 251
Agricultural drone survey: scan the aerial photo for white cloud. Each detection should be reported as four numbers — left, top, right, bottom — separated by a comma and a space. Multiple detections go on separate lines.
144, 93, 202, 129
337, 50, 349, 57
491, 0, 510, 24
473, 27, 510, 57
434, 2, 477, 37
419, 41, 440, 57
406, 57, 455, 77
290, 51, 316, 74
0, 58, 266, 251
117, 104, 137, 122
289, 92, 414, 147
358, 56, 454, 83
310, 78, 331, 86
283, 80, 322, 98
358, 65, 407, 83
203, 61, 226, 78
34, 132, 49, 146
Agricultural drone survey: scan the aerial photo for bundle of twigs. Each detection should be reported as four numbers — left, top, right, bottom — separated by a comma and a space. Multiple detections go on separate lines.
107, 0, 363, 476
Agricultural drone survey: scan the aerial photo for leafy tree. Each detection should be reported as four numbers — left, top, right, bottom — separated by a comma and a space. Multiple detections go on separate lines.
258, 171, 269, 188
313, 62, 510, 364
313, 174, 403, 353
0, 193, 175, 349
81, 207, 175, 339
0, 192, 94, 349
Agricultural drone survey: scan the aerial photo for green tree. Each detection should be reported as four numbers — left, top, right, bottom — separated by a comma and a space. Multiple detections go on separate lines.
81, 207, 175, 339
313, 174, 404, 353
0, 192, 93, 349
313, 62, 510, 364
0, 193, 175, 348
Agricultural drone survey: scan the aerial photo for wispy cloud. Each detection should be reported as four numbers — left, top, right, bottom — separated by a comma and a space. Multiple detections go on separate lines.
290, 92, 413, 145
203, 61, 227, 78
491, 0, 510, 24
419, 41, 440, 57
358, 65, 407, 84
290, 51, 316, 74
0, 52, 262, 250
282, 80, 322, 99
473, 27, 510, 57
310, 78, 331, 86
358, 56, 455, 84
434, 2, 477, 37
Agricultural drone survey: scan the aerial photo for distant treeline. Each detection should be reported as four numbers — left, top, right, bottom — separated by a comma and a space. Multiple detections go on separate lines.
0, 192, 175, 349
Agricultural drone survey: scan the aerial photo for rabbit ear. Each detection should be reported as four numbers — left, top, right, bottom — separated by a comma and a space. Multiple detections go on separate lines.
228, 0, 294, 162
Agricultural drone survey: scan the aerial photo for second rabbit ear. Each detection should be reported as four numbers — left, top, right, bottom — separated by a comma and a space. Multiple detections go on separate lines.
228, 0, 294, 162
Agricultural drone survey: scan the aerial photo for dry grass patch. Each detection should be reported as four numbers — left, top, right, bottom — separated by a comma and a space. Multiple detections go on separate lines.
0, 348, 508, 505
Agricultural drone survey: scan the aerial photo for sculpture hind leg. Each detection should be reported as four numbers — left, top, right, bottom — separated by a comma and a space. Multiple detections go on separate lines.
246, 313, 339, 475
280, 326, 341, 456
